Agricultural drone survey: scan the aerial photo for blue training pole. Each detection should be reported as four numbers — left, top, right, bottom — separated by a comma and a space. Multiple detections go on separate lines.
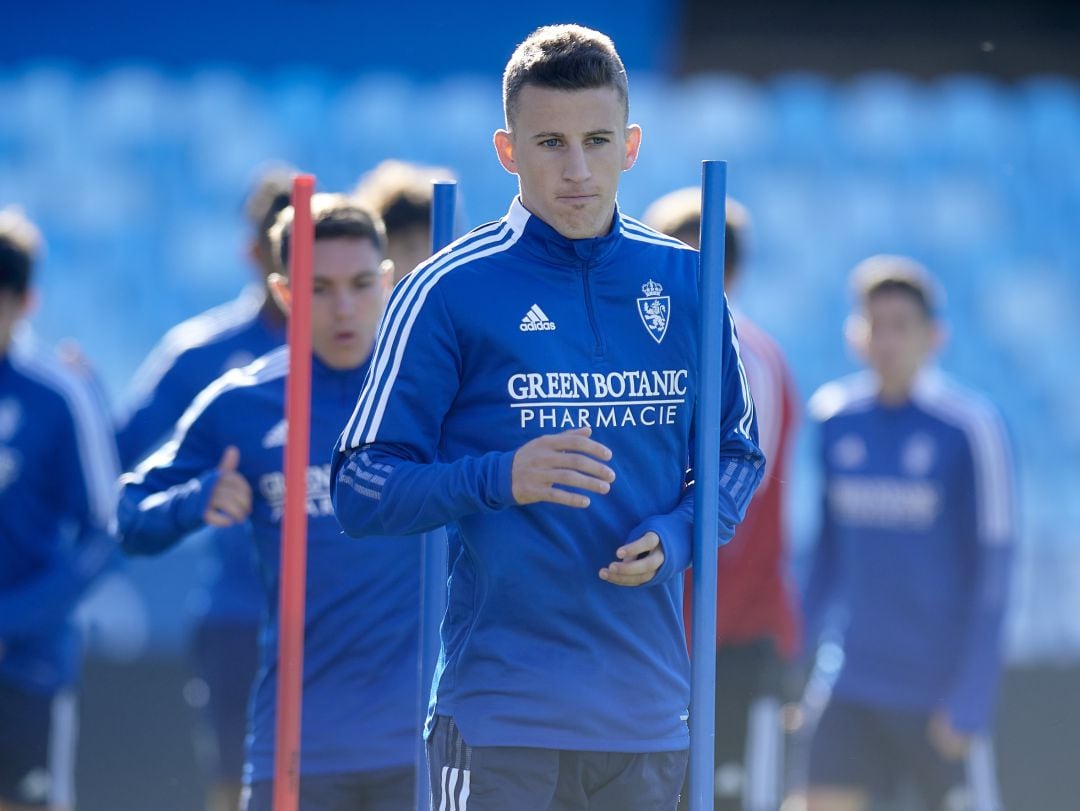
689, 160, 727, 811
416, 180, 457, 811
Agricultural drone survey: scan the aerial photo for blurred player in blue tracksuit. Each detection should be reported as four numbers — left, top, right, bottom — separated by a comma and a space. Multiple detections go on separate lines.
117, 195, 421, 811
333, 25, 765, 811
0, 208, 119, 811
353, 158, 455, 285
800, 256, 1014, 811
115, 167, 291, 811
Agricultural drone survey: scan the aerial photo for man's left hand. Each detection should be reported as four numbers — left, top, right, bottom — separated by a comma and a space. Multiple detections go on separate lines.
599, 531, 664, 586
928, 711, 972, 761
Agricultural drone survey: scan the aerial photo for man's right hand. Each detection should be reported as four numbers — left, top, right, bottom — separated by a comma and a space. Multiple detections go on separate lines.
204, 446, 253, 527
511, 427, 615, 508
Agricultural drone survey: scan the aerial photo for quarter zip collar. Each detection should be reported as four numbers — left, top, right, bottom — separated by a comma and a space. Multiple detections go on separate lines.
506, 197, 624, 268
311, 351, 370, 388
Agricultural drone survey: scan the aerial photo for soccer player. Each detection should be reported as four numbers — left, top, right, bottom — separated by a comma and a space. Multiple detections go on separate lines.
332, 25, 764, 811
799, 256, 1014, 811
353, 159, 455, 285
645, 190, 801, 811
115, 167, 292, 811
0, 208, 119, 811
117, 195, 421, 811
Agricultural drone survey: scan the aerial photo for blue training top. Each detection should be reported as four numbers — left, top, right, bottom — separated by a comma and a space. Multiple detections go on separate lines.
804, 369, 1015, 734
117, 347, 421, 781
0, 330, 119, 694
333, 198, 764, 752
117, 285, 284, 624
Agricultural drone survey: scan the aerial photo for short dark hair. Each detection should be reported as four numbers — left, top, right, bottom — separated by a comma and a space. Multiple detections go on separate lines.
641, 189, 750, 278
502, 24, 629, 127
245, 164, 296, 255
270, 194, 388, 275
850, 255, 942, 319
0, 208, 42, 297
353, 160, 453, 237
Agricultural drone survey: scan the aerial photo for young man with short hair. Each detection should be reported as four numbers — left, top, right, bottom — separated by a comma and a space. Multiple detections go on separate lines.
353, 159, 455, 285
115, 166, 292, 811
645, 190, 801, 811
800, 256, 1014, 811
333, 25, 764, 811
118, 195, 422, 811
0, 208, 119, 811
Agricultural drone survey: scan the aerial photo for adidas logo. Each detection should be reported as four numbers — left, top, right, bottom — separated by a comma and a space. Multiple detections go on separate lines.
520, 304, 557, 332
262, 419, 287, 449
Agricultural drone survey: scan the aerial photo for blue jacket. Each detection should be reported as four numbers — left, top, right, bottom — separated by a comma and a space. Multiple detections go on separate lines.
117, 348, 421, 780
0, 331, 119, 693
117, 286, 284, 624
333, 198, 764, 752
804, 369, 1015, 734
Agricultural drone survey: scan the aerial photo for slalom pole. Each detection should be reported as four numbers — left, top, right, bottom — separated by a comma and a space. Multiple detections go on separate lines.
415, 179, 457, 811
273, 173, 315, 811
689, 160, 727, 811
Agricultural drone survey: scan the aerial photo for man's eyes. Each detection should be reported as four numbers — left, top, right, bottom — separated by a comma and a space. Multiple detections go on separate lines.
539, 137, 610, 148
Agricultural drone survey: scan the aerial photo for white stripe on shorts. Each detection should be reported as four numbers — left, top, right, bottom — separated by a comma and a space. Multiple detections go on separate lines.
439, 765, 472, 811
744, 695, 782, 811
49, 690, 77, 809
966, 737, 1003, 811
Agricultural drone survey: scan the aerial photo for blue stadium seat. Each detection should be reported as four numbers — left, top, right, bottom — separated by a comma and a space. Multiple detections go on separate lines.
927, 74, 1018, 167
1018, 75, 1080, 167
838, 72, 927, 168
81, 66, 175, 148
767, 72, 840, 167
671, 74, 772, 163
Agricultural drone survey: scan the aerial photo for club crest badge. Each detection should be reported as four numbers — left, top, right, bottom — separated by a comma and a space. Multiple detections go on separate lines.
637, 279, 670, 344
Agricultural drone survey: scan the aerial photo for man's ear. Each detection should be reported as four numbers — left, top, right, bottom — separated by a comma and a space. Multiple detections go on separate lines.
21, 289, 39, 319
930, 320, 949, 355
844, 313, 869, 360
623, 124, 642, 171
380, 259, 395, 292
267, 272, 291, 316
494, 129, 518, 175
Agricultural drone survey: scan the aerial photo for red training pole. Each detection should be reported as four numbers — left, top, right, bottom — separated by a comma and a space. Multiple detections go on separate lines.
273, 173, 315, 811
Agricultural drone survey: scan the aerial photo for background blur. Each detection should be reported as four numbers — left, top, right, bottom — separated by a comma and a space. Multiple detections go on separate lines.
2, 1, 1078, 808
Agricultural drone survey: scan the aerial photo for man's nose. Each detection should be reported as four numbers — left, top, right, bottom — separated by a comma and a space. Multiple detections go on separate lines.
563, 144, 591, 183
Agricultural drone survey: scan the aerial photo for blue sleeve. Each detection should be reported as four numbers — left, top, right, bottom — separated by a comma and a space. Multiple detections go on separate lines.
117, 379, 230, 555
1, 374, 121, 639
116, 342, 194, 469
333, 447, 515, 537
800, 478, 839, 656
333, 282, 517, 537
636, 297, 765, 587
944, 415, 1016, 734
0, 529, 117, 638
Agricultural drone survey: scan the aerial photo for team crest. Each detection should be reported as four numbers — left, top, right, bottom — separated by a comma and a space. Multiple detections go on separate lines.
637, 279, 670, 344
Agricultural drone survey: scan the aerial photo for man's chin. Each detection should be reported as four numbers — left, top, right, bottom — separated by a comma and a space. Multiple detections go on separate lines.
319, 347, 365, 370
554, 213, 608, 240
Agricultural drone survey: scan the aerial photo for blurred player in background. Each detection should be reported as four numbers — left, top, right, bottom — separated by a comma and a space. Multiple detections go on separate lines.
333, 25, 763, 811
117, 195, 422, 811
798, 257, 1014, 811
353, 159, 455, 285
114, 166, 292, 811
0, 208, 119, 811
645, 190, 801, 811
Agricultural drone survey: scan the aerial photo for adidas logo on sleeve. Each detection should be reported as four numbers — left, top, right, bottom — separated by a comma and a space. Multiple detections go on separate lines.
520, 304, 557, 332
